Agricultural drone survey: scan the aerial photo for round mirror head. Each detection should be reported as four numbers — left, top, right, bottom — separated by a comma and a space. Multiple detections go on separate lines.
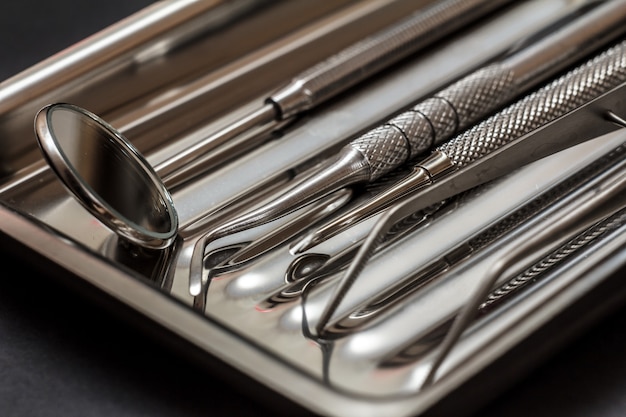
34, 103, 178, 250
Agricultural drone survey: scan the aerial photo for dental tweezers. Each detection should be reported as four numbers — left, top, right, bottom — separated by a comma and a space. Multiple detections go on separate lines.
315, 49, 626, 334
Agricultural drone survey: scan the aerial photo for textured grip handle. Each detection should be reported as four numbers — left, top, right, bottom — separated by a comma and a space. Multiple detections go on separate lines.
399, 63, 518, 156
350, 62, 518, 180
438, 40, 626, 168
271, 0, 511, 118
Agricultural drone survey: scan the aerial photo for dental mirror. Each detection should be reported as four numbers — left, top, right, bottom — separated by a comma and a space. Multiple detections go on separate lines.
34, 103, 178, 250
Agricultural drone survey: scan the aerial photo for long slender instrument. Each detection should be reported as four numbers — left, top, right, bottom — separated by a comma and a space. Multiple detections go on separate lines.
315, 39, 626, 334
288, 0, 626, 251
189, 0, 626, 260
157, 0, 513, 187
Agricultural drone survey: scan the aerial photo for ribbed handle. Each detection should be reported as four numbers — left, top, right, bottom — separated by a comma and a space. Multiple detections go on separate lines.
438, 41, 626, 168
349, 63, 518, 180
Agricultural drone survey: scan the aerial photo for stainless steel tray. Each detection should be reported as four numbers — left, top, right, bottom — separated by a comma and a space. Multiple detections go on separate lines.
1, 1, 625, 416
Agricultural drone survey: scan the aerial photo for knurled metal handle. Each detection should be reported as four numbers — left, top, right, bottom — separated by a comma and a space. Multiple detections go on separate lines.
270, 0, 512, 118
350, 63, 518, 180
438, 41, 626, 168
345, 0, 626, 181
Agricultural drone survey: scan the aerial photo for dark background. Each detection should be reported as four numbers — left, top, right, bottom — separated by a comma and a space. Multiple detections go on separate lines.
1, 1, 625, 416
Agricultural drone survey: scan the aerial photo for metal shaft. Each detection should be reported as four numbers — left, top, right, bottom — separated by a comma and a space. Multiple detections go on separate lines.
293, 0, 626, 253
158, 0, 514, 186
316, 38, 626, 335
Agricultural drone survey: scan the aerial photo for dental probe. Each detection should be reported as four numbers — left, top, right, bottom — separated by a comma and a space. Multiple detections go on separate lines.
290, 0, 626, 252
315, 40, 626, 335
196, 0, 626, 252
156, 0, 514, 186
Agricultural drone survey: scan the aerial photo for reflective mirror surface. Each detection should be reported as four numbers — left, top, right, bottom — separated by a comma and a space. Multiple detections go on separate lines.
35, 103, 178, 249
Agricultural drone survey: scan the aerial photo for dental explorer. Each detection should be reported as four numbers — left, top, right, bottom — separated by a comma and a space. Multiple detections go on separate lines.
292, 2, 626, 253
190, 1, 626, 259
315, 39, 626, 335
156, 0, 514, 187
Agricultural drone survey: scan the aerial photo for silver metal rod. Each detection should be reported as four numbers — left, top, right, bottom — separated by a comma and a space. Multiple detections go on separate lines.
315, 39, 626, 335
0, 1, 266, 176
422, 169, 626, 388
211, 0, 626, 256
293, 0, 626, 253
478, 208, 626, 314
321, 153, 626, 395
181, 0, 581, 298
157, 0, 514, 186
306, 141, 626, 335
157, 105, 276, 186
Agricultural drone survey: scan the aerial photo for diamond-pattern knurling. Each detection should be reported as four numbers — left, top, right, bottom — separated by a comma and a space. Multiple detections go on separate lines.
438, 41, 626, 168
387, 110, 436, 158
409, 98, 456, 154
384, 64, 517, 161
368, 64, 519, 166
436, 63, 517, 130
295, 0, 501, 108
350, 125, 410, 181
